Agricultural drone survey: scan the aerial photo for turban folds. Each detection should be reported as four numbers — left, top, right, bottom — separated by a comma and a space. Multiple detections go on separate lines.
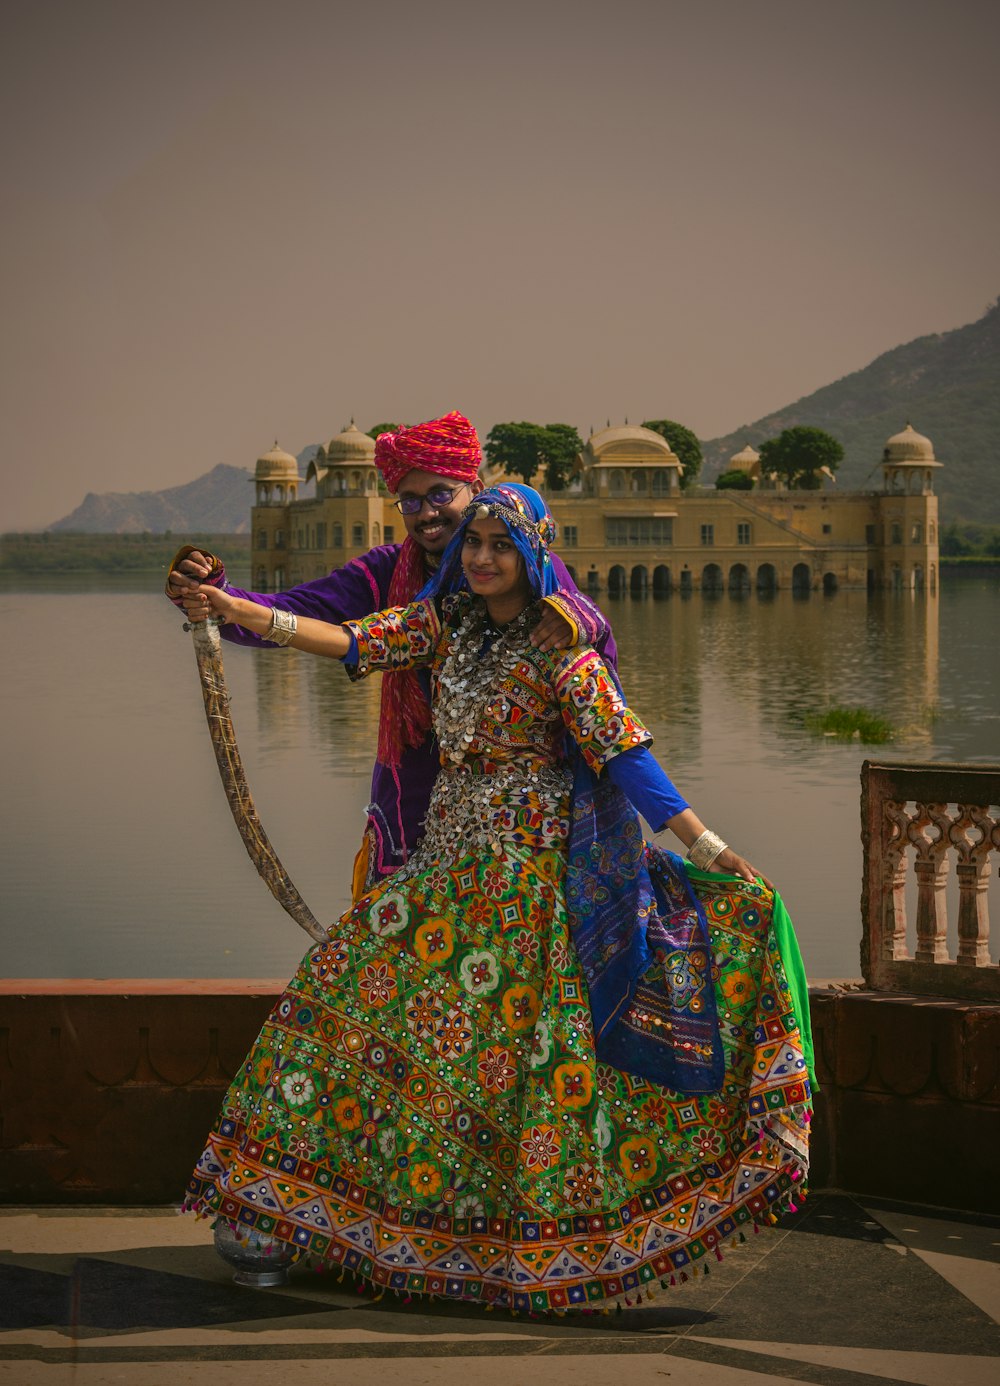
375, 410, 481, 492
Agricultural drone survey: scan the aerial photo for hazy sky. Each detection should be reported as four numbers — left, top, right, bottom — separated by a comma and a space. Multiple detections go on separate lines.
3, 0, 998, 528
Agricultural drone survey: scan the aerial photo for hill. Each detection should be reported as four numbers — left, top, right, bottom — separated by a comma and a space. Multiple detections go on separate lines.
701, 298, 1000, 524
49, 463, 254, 534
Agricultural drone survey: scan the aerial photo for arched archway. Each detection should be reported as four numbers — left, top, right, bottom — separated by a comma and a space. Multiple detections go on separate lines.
729, 563, 751, 595
608, 564, 627, 596
756, 563, 777, 594
653, 564, 671, 596
587, 566, 600, 593
913, 564, 925, 592
702, 563, 724, 595
792, 563, 812, 595
630, 564, 648, 595
823, 572, 838, 594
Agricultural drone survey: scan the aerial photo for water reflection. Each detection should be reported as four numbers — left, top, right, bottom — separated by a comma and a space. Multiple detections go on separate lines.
2, 575, 997, 981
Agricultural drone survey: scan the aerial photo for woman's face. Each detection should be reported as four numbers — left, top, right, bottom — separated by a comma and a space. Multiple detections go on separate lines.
461, 515, 532, 605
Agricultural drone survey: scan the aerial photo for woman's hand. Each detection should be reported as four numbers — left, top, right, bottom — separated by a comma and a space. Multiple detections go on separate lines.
181, 584, 239, 625
712, 846, 773, 889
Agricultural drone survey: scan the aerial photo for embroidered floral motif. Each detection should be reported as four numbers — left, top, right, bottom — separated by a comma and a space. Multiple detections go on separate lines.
502, 983, 540, 1032
459, 949, 501, 996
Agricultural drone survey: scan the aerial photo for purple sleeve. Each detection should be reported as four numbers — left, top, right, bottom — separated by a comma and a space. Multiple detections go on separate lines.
219, 546, 402, 648
606, 744, 689, 830
549, 553, 617, 669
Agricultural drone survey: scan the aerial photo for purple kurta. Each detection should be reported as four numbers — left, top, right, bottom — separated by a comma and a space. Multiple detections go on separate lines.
186, 543, 616, 879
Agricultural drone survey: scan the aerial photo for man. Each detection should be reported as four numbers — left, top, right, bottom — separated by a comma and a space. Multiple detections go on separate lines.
168, 410, 614, 893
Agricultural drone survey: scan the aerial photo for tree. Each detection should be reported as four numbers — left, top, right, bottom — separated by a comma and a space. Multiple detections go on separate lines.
367, 422, 406, 441
484, 422, 584, 489
757, 426, 844, 490
484, 422, 543, 485
715, 468, 754, 491
538, 423, 583, 490
641, 419, 703, 489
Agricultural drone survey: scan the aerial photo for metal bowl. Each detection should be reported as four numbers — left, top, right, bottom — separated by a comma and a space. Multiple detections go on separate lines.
213, 1219, 298, 1289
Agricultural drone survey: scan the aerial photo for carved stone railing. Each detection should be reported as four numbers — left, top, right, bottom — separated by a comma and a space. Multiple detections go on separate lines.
861, 760, 1000, 999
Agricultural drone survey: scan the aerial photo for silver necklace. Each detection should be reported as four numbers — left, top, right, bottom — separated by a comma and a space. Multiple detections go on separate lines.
435, 600, 538, 764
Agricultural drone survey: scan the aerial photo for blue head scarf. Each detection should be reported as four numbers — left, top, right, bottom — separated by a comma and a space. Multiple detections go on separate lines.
416, 483, 560, 602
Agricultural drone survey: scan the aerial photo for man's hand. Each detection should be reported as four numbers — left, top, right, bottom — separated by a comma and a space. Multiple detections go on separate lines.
529, 605, 574, 653
167, 549, 213, 598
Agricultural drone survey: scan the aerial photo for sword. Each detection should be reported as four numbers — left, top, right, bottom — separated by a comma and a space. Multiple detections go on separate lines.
185, 615, 329, 944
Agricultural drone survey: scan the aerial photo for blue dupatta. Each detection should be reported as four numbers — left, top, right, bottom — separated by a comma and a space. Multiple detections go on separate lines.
565, 750, 724, 1093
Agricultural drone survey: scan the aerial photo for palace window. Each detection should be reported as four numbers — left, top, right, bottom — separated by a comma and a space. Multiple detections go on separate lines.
352, 523, 365, 546
911, 522, 922, 542
384, 524, 395, 543
700, 524, 714, 546
316, 523, 327, 549
822, 523, 832, 535
737, 522, 751, 546
651, 470, 673, 496
605, 518, 673, 546
333, 523, 343, 547
563, 525, 578, 547
256, 530, 268, 551
274, 530, 285, 549
866, 525, 876, 544
891, 523, 902, 545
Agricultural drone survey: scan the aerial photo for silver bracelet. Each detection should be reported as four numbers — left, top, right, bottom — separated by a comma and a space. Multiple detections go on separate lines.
267, 608, 297, 646
687, 829, 727, 870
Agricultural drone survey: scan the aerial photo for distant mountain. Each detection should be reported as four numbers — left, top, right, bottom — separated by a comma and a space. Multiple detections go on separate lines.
702, 298, 1000, 525
49, 463, 254, 534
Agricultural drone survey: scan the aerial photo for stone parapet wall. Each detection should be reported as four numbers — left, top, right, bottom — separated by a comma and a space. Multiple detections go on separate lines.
2, 983, 997, 1212
809, 989, 1000, 1212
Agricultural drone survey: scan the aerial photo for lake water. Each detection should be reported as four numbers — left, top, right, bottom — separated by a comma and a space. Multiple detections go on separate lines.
2, 573, 998, 981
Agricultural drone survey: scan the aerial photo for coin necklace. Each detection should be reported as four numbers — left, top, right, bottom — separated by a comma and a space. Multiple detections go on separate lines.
435, 599, 538, 764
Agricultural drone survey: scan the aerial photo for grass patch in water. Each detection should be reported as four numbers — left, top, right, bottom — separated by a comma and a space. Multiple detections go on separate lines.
805, 705, 895, 743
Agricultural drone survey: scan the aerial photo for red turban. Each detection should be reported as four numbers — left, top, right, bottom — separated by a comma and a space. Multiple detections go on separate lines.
374, 410, 481, 492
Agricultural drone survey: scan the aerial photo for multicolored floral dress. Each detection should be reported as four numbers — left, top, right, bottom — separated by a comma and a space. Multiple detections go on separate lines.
186, 594, 813, 1313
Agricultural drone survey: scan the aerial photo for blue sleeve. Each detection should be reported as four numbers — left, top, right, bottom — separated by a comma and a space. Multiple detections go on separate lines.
341, 633, 359, 664
606, 744, 689, 830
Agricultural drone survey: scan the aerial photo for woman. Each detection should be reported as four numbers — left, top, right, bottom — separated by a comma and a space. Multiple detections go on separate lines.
182, 484, 813, 1314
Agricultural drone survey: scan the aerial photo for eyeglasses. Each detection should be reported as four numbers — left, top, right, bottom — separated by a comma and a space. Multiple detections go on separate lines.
392, 484, 467, 515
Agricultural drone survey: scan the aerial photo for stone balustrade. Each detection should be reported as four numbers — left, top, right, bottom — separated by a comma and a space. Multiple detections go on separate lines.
861, 760, 1000, 1000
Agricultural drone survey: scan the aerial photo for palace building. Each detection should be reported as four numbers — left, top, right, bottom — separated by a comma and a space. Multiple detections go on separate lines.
249, 422, 941, 596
